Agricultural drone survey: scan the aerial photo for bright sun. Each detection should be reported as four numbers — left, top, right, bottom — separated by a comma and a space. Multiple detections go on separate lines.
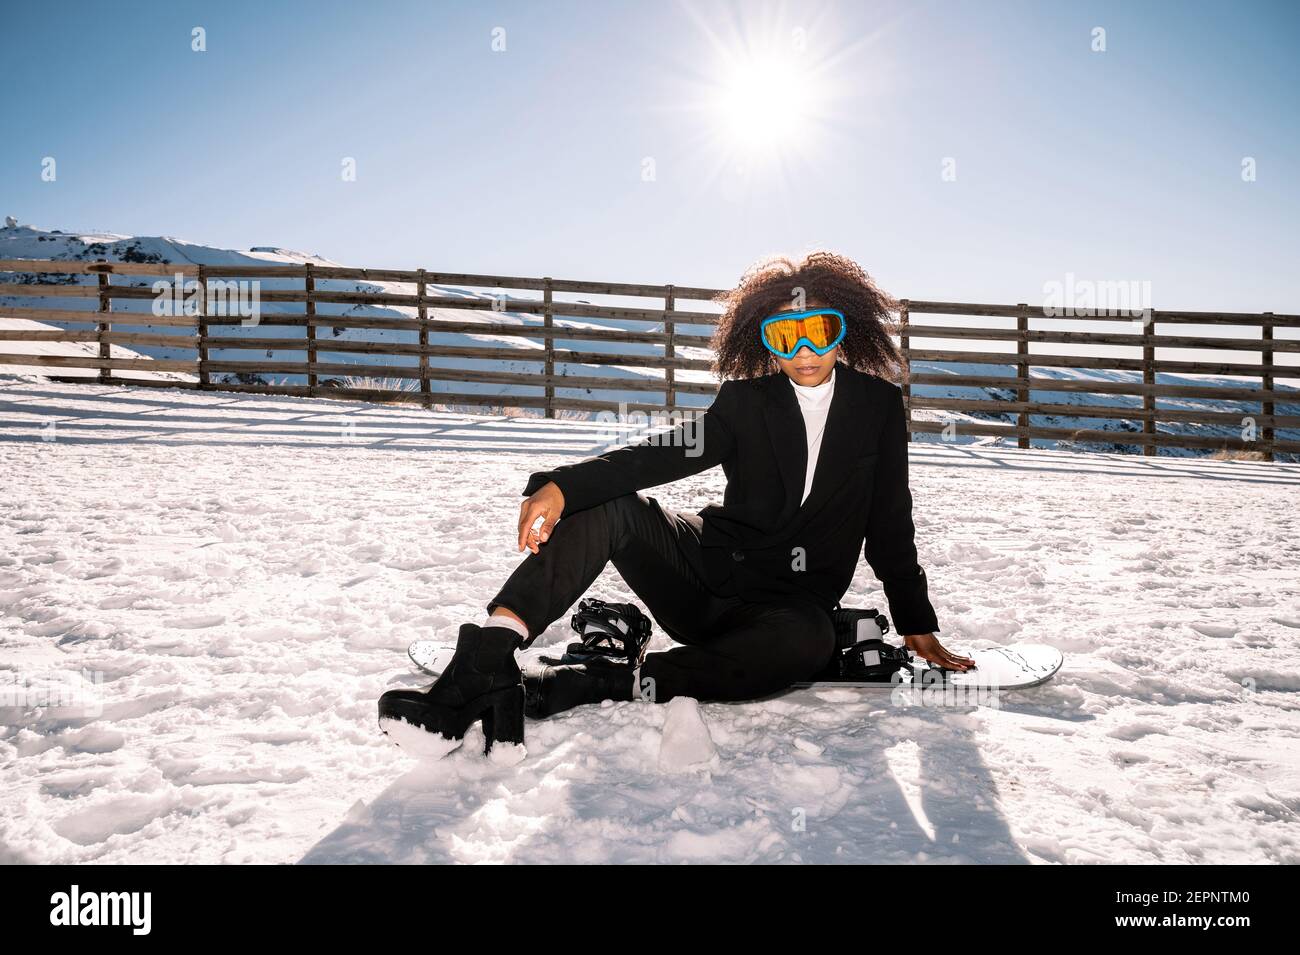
715, 48, 821, 154
653, 8, 884, 200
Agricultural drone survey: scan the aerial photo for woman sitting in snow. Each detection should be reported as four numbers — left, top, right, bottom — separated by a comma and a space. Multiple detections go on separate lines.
379, 251, 970, 751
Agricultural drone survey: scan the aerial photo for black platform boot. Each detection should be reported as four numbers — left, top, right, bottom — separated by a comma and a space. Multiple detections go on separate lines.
523, 662, 636, 719
378, 623, 525, 754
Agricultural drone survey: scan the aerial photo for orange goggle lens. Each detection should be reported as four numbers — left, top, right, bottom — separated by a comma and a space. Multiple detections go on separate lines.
760, 309, 846, 357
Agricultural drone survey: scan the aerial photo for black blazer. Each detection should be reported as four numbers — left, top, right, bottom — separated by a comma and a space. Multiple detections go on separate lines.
521, 363, 940, 635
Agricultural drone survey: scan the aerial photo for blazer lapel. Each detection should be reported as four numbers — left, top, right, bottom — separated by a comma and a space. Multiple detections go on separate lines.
761, 373, 808, 522
799, 365, 866, 516
761, 365, 865, 522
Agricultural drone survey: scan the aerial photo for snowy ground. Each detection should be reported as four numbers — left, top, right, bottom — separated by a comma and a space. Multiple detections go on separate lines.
1, 377, 1298, 864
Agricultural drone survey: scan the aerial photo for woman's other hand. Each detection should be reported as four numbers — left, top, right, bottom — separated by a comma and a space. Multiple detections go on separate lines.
518, 481, 565, 554
903, 633, 975, 671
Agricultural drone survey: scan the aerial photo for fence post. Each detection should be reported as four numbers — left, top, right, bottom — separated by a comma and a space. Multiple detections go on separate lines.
1141, 310, 1156, 456
1262, 312, 1274, 463
1016, 303, 1029, 449
664, 284, 676, 413
899, 299, 912, 443
304, 263, 317, 396
96, 266, 111, 383
543, 277, 554, 419
196, 264, 209, 387
418, 268, 431, 410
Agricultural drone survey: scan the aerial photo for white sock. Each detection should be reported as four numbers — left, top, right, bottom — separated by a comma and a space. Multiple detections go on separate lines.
482, 613, 530, 642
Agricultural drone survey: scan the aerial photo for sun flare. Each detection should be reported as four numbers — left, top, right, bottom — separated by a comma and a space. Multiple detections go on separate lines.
715, 49, 821, 154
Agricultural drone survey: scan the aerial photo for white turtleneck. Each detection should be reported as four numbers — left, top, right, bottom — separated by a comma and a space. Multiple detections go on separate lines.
788, 366, 836, 505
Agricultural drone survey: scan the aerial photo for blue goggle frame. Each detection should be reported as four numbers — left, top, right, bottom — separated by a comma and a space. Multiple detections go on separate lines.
759, 308, 847, 359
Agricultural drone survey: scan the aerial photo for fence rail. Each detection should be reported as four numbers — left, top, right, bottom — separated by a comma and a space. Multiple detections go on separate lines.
1, 258, 1297, 459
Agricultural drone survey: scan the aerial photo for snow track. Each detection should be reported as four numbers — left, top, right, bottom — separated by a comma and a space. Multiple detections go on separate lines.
1, 379, 1298, 863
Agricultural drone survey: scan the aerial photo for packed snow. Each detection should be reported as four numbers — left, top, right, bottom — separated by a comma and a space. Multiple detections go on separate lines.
2, 377, 1298, 864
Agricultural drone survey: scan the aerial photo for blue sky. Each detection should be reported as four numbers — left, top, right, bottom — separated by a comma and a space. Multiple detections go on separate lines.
2, 0, 1297, 311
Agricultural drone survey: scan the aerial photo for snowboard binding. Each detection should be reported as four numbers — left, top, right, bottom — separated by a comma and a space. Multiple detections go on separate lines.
539, 598, 653, 668
830, 605, 891, 650
836, 638, 914, 683
814, 606, 911, 683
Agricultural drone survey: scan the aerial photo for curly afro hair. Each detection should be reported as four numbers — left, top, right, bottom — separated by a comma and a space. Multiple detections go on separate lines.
709, 250, 904, 382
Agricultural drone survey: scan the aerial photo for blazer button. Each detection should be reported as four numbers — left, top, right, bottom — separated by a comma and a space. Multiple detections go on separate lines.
731, 550, 745, 561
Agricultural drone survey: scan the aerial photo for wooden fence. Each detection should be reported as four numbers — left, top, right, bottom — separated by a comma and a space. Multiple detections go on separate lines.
0, 258, 1297, 460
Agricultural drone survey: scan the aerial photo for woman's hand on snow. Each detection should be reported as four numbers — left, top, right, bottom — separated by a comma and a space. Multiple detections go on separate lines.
903, 633, 975, 671
518, 481, 565, 554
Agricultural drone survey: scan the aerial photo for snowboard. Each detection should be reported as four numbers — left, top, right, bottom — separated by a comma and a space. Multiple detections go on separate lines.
794, 642, 1063, 690
408, 640, 454, 676
406, 640, 1063, 691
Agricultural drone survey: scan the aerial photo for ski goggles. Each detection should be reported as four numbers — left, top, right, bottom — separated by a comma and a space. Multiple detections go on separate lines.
759, 308, 846, 359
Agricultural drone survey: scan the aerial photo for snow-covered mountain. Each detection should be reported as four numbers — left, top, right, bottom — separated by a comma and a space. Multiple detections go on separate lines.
0, 222, 649, 405
1, 221, 1295, 459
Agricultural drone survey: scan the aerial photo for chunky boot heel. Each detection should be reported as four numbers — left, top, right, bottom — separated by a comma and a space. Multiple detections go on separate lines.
479, 684, 526, 753
378, 622, 525, 756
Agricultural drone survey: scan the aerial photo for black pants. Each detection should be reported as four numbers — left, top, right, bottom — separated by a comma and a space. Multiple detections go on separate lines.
486, 492, 835, 703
